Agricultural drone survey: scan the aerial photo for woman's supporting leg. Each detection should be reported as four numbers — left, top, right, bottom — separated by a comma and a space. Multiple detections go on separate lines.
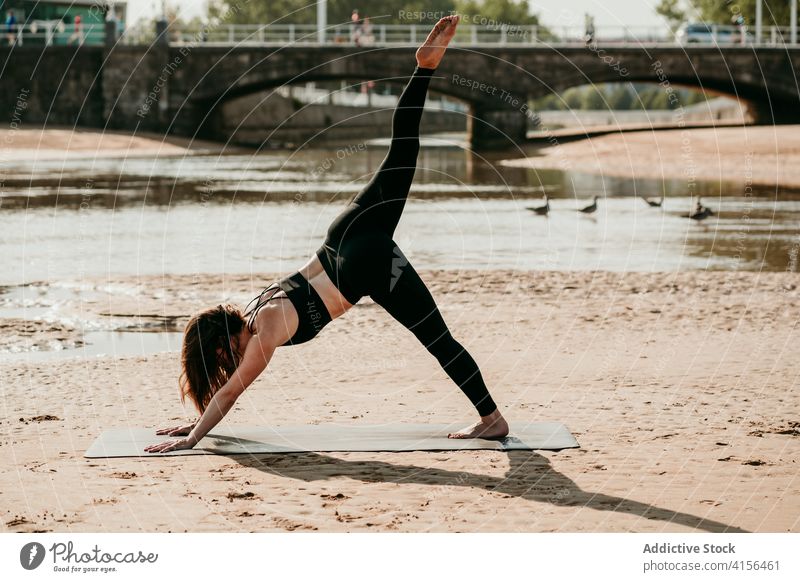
368, 245, 499, 419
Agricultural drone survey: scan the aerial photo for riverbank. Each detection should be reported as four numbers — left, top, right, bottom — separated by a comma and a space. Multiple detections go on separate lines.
1, 269, 797, 532
506, 124, 800, 189
0, 127, 236, 162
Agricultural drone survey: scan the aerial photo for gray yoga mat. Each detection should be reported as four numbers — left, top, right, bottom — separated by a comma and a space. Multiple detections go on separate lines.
84, 422, 579, 458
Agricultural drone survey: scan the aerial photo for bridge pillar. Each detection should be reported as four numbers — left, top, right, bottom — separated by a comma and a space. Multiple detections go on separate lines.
469, 104, 529, 150
747, 98, 800, 124
101, 45, 173, 133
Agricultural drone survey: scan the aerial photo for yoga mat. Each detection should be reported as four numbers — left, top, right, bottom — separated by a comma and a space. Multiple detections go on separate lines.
84, 422, 579, 458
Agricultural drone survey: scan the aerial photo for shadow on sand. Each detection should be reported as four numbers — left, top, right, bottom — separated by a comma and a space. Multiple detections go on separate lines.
227, 449, 747, 532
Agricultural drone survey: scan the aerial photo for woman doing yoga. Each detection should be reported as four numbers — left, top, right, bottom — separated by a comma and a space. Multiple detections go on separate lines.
146, 16, 508, 454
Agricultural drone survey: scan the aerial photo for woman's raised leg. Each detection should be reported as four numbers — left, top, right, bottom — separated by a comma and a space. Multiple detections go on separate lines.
324, 16, 461, 244
343, 66, 434, 239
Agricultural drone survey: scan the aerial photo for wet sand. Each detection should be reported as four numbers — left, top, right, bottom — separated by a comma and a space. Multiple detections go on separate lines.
505, 124, 800, 189
1, 270, 798, 532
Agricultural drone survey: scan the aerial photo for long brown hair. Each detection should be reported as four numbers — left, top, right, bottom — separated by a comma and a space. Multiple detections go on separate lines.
180, 304, 246, 413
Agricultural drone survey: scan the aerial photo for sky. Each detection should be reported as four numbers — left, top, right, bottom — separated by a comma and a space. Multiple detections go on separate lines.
125, 1, 665, 28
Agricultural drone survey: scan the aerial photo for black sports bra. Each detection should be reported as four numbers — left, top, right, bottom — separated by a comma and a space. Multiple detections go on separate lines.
243, 272, 332, 346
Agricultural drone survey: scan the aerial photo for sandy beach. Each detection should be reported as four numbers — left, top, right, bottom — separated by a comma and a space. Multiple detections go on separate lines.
504, 124, 800, 189
2, 269, 798, 533
0, 127, 233, 162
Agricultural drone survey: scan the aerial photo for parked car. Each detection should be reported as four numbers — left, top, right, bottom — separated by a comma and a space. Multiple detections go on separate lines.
676, 23, 752, 44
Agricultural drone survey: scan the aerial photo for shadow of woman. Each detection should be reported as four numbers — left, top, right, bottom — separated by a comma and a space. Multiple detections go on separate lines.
226, 449, 747, 532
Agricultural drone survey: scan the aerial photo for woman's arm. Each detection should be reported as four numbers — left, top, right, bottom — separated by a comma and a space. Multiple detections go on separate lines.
145, 324, 279, 453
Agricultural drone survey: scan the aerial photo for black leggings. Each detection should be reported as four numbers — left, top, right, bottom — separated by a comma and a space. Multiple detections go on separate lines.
316, 67, 498, 417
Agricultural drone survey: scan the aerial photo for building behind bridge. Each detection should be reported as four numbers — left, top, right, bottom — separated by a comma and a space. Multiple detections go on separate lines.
4, 0, 126, 46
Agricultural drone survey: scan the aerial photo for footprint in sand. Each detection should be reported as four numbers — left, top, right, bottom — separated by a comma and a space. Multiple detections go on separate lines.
226, 491, 258, 501
742, 459, 768, 466
109, 471, 137, 479
18, 415, 60, 424
272, 517, 316, 531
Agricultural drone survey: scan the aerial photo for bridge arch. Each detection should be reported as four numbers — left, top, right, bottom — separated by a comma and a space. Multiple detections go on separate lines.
173, 45, 798, 147
3, 44, 797, 150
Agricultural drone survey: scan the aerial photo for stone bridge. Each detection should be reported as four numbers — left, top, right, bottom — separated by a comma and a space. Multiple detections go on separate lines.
2, 44, 799, 149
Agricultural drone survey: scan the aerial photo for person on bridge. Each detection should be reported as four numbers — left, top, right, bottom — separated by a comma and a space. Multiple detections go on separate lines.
5, 9, 16, 46
67, 14, 84, 46
146, 15, 509, 454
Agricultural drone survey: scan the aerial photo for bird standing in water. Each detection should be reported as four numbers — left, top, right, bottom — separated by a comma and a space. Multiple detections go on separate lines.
527, 194, 550, 216
578, 196, 599, 214
643, 194, 664, 208
689, 197, 713, 220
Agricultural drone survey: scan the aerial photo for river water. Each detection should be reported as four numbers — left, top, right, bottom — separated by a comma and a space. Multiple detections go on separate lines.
2, 139, 799, 286
3, 138, 798, 359
0, 144, 800, 285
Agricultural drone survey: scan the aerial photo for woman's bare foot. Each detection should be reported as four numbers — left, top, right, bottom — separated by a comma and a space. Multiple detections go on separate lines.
416, 15, 460, 69
448, 409, 509, 440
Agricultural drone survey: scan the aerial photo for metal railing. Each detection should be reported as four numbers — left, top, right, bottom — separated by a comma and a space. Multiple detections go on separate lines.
4, 22, 799, 48
135, 22, 800, 48
2, 21, 105, 46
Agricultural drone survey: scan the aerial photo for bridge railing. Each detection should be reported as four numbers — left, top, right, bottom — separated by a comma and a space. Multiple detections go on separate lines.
3, 21, 105, 46
157, 23, 552, 46
146, 22, 800, 47
5, 21, 799, 48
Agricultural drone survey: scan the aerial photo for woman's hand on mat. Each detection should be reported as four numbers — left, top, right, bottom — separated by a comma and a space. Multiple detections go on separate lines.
144, 436, 197, 454
156, 422, 196, 436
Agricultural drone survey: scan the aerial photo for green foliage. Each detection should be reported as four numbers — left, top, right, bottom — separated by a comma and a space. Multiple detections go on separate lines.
658, 0, 796, 27
656, 0, 686, 28
454, 0, 539, 24
581, 86, 607, 109
562, 87, 584, 110
638, 87, 669, 109
533, 83, 707, 111
532, 93, 563, 111
606, 84, 635, 110
205, 0, 539, 26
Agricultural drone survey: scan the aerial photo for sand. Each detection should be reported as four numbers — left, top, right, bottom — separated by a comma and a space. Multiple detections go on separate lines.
0, 127, 233, 162
504, 124, 800, 189
2, 269, 798, 532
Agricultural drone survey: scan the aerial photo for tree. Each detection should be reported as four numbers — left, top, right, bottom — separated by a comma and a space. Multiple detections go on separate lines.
531, 93, 562, 110
656, 0, 686, 29
581, 86, 607, 110
127, 1, 204, 43
606, 84, 635, 110
454, 0, 539, 24
682, 88, 708, 105
561, 87, 584, 110
675, 1, 794, 26
206, 0, 542, 26
637, 87, 670, 110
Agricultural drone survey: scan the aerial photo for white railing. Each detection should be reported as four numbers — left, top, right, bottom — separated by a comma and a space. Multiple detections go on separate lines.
144, 22, 800, 48
5, 22, 799, 48
161, 23, 549, 47
3, 21, 105, 46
